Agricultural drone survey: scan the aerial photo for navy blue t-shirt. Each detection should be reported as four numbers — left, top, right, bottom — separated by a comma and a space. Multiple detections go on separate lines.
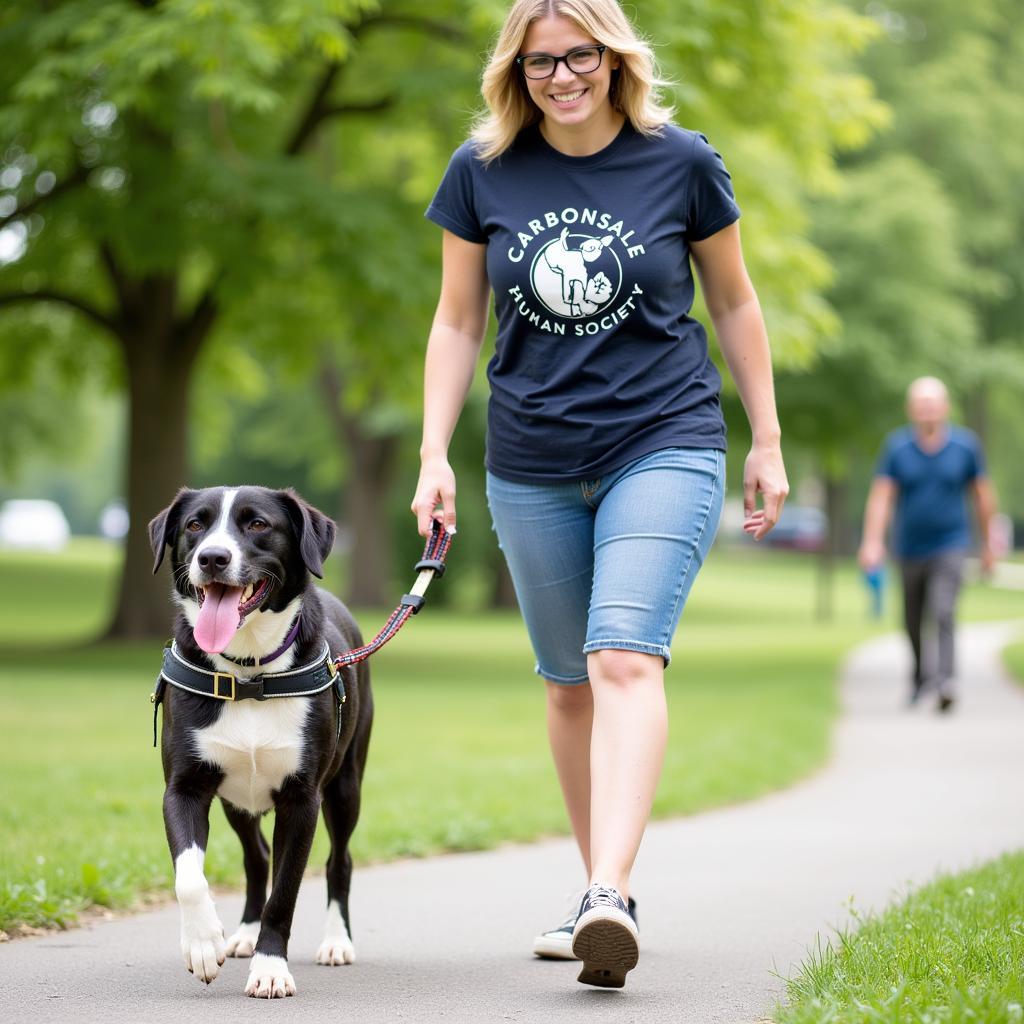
876, 426, 985, 559
425, 120, 740, 482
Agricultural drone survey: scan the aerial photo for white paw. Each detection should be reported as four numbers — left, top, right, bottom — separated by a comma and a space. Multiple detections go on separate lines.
180, 912, 226, 984
316, 900, 356, 965
225, 920, 261, 958
316, 936, 356, 966
245, 953, 296, 999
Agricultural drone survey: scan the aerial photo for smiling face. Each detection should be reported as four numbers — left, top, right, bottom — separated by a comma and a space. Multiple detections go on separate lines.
519, 15, 619, 134
149, 486, 336, 655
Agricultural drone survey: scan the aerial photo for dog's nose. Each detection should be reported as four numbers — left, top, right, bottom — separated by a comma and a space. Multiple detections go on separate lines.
198, 547, 232, 572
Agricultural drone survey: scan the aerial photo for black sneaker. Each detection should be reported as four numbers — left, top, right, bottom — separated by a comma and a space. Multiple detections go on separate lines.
571, 884, 639, 988
533, 892, 637, 960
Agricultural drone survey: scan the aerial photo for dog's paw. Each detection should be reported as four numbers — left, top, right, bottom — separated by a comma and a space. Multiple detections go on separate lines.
316, 936, 356, 966
316, 900, 355, 965
181, 926, 226, 984
225, 920, 260, 958
245, 954, 296, 998
180, 904, 226, 983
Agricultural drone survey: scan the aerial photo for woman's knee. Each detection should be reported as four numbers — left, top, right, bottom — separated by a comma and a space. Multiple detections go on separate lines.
587, 648, 663, 689
545, 679, 593, 712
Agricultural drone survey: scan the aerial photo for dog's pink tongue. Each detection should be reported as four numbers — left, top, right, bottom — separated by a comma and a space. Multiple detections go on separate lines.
194, 583, 244, 654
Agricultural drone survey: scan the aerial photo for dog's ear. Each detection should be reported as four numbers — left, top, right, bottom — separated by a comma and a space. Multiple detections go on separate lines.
278, 489, 337, 579
148, 488, 196, 574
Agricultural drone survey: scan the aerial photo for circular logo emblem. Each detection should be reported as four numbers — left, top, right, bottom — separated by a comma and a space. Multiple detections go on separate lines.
530, 231, 622, 319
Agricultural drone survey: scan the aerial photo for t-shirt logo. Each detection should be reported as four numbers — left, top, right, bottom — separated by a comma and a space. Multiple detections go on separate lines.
531, 227, 621, 319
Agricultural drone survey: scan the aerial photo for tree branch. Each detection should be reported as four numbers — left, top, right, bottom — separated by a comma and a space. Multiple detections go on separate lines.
285, 64, 344, 156
178, 275, 223, 365
0, 164, 90, 232
322, 96, 397, 118
284, 11, 466, 157
98, 241, 134, 313
0, 290, 120, 335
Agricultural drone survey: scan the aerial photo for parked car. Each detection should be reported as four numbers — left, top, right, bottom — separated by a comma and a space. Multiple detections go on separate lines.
0, 498, 71, 551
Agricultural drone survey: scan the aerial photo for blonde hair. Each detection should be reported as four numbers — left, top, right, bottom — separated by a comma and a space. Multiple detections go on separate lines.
471, 0, 673, 163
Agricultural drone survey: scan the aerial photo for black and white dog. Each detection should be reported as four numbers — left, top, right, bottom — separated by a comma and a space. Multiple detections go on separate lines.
149, 485, 372, 999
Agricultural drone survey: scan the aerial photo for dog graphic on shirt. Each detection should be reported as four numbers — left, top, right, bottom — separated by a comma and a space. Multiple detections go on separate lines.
538, 227, 615, 317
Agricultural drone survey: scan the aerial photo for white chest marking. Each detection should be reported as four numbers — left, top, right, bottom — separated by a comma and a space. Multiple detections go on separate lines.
194, 699, 309, 814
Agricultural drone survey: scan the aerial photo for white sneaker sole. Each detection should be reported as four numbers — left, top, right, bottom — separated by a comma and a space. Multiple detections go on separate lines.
532, 932, 579, 960
571, 908, 639, 988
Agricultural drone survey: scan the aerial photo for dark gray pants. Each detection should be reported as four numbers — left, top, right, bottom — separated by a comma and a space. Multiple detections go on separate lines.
900, 551, 965, 698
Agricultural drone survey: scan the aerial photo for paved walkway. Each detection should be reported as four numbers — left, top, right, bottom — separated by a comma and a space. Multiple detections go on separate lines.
3, 622, 1023, 1024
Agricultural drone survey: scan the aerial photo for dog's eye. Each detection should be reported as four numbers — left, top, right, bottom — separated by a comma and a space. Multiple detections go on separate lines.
249, 518, 269, 532
185, 519, 203, 533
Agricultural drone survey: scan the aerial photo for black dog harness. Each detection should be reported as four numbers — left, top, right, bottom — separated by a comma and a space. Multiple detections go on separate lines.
151, 641, 346, 747
150, 521, 453, 747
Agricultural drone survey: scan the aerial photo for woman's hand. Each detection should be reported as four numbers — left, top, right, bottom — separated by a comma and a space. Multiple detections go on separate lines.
411, 455, 457, 537
743, 442, 789, 541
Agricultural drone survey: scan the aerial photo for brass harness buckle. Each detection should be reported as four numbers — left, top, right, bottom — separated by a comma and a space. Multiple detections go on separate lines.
212, 672, 236, 700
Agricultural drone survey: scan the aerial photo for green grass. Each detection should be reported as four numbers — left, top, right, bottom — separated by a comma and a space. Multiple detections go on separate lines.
1003, 640, 1024, 686
774, 851, 1024, 1024
2, 541, 1023, 932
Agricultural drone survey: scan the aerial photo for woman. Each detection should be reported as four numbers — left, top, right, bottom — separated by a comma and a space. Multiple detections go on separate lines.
411, 0, 788, 989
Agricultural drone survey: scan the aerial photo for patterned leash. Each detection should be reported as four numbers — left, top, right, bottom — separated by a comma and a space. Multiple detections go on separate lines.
333, 518, 453, 671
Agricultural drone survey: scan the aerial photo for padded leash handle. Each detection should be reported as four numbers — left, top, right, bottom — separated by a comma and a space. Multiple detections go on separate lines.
333, 519, 453, 670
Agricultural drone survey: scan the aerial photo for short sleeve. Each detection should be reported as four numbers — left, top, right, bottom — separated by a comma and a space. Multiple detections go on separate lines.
875, 434, 899, 480
964, 432, 986, 480
685, 133, 741, 241
425, 143, 486, 244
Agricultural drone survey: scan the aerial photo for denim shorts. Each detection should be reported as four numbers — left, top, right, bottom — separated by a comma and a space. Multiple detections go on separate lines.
485, 447, 725, 684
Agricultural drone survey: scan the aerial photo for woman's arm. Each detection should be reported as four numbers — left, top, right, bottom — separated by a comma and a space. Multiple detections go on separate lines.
411, 230, 491, 536
691, 222, 789, 540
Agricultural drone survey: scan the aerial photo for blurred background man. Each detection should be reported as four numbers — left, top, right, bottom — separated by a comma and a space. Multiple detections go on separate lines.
859, 377, 997, 711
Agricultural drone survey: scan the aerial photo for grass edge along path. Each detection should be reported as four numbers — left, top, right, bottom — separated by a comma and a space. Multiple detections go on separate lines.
772, 639, 1024, 1024
772, 849, 1024, 1024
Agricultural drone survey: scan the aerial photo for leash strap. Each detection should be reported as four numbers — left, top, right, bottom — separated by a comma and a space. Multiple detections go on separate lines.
333, 519, 453, 671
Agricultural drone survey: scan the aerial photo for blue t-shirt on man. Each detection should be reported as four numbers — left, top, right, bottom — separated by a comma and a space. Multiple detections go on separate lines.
876, 426, 986, 559
426, 120, 740, 482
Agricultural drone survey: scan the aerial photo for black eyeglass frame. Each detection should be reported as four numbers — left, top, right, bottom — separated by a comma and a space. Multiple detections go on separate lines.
515, 44, 608, 80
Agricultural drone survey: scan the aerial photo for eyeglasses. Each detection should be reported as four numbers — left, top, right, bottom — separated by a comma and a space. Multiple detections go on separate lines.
516, 44, 607, 80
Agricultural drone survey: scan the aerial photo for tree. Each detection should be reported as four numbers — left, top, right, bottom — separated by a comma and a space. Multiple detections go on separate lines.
0, 0, 470, 634
850, 0, 1024, 472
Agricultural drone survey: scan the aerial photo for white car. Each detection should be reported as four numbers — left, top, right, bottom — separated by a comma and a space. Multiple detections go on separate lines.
0, 498, 71, 551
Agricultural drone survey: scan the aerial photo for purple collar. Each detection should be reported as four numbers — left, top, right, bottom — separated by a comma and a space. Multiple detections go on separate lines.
219, 613, 302, 668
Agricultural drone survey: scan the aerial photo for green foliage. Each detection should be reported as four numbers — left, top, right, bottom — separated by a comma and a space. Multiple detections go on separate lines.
775, 850, 1024, 1023
777, 153, 974, 471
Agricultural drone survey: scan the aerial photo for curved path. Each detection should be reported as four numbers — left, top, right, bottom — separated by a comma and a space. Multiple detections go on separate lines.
3, 622, 1023, 1023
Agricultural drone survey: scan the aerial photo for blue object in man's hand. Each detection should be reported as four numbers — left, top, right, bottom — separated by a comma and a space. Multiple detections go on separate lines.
863, 565, 885, 619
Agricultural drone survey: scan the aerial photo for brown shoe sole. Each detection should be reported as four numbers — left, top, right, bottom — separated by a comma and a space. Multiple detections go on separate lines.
571, 913, 639, 988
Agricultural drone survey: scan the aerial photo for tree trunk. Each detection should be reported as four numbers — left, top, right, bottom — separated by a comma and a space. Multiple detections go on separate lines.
317, 354, 401, 607
343, 429, 400, 607
966, 385, 989, 450
105, 338, 194, 639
